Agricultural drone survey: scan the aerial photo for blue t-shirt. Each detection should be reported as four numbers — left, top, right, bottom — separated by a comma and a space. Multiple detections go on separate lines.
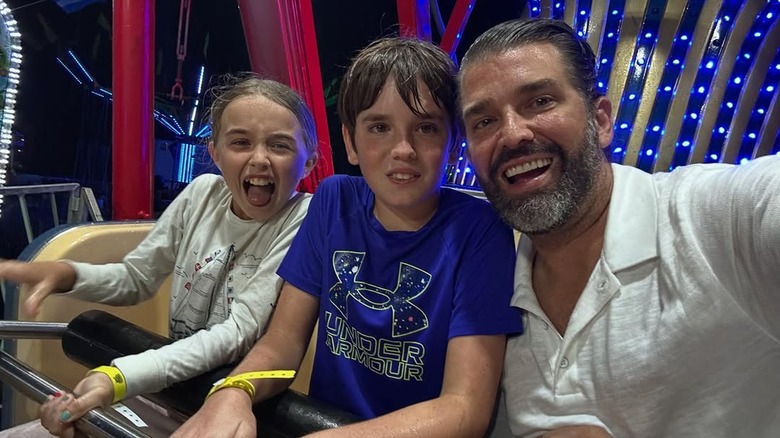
278, 175, 521, 418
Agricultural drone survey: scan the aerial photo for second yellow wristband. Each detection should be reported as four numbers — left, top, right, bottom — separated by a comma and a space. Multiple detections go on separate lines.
87, 365, 127, 403
207, 370, 296, 400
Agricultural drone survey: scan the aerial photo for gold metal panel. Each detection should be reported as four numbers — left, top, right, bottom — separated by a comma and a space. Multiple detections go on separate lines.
587, 0, 609, 56
606, 0, 647, 122
564, 0, 577, 26
623, 1, 687, 167
540, 0, 554, 18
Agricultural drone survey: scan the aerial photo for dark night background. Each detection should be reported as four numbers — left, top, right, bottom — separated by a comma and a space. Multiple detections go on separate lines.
5, 0, 524, 178
0, 0, 524, 258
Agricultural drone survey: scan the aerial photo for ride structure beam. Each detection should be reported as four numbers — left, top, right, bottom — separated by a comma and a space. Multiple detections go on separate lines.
439, 0, 476, 58
237, 0, 334, 193
112, 0, 155, 219
397, 0, 432, 40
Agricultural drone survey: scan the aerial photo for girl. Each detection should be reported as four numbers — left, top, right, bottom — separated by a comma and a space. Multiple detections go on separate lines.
0, 74, 318, 437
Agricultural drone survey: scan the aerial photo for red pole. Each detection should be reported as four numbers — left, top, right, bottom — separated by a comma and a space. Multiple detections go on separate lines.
112, 0, 154, 219
237, 0, 333, 193
396, 0, 432, 40
439, 0, 476, 58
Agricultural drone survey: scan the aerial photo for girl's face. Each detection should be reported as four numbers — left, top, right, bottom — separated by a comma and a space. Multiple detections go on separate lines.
209, 95, 316, 221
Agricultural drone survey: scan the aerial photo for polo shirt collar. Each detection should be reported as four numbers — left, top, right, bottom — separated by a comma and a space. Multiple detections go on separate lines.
512, 164, 659, 311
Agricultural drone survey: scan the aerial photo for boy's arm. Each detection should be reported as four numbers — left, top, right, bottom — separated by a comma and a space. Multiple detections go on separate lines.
308, 333, 507, 438
172, 283, 319, 438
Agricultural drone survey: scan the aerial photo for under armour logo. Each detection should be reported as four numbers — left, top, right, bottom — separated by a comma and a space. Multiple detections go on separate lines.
330, 251, 430, 337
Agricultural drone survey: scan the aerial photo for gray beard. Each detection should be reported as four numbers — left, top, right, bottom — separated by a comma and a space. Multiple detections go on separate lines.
477, 118, 604, 235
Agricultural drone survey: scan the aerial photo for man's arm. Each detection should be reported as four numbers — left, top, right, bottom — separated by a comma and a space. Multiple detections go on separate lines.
308, 333, 507, 438
172, 284, 320, 438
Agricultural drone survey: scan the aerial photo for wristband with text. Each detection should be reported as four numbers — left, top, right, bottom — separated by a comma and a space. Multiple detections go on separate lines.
207, 370, 296, 400
87, 366, 127, 404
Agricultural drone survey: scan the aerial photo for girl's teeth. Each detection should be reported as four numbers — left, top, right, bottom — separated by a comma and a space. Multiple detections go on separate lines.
247, 178, 272, 186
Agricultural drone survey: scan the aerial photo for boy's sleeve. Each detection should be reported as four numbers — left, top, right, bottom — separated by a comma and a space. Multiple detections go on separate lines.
277, 178, 333, 298
449, 210, 522, 338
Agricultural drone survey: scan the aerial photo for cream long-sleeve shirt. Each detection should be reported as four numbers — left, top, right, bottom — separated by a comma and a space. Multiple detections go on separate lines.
66, 174, 311, 397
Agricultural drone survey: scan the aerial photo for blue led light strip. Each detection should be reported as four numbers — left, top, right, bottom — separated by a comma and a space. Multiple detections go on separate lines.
527, 0, 542, 18
574, 0, 594, 38
67, 50, 94, 83
552, 1, 565, 19
56, 58, 82, 85
773, 129, 780, 155
735, 43, 780, 163
704, 0, 780, 164
608, 0, 668, 163
177, 143, 196, 183
635, 0, 707, 171
668, 0, 742, 168
595, 0, 627, 97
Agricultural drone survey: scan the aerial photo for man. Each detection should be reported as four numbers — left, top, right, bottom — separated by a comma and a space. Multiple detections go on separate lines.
459, 18, 780, 437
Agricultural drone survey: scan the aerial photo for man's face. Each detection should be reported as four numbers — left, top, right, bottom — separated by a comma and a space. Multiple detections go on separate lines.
460, 43, 613, 234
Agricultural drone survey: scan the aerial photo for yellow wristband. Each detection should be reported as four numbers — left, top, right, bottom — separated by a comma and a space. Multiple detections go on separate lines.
207, 370, 296, 400
87, 366, 127, 403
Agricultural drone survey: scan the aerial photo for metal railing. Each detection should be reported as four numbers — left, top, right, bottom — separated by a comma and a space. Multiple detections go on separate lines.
0, 183, 104, 244
0, 321, 151, 438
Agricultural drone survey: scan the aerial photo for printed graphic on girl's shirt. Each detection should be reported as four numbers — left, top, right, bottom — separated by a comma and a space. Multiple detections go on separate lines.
169, 244, 260, 338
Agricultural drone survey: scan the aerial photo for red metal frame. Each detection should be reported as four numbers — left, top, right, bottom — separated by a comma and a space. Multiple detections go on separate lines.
112, 0, 154, 219
397, 0, 475, 57
397, 0, 432, 40
439, 0, 476, 57
109, 1, 476, 210
237, 0, 334, 193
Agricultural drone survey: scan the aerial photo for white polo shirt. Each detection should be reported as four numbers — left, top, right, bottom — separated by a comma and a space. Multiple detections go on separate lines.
501, 156, 780, 437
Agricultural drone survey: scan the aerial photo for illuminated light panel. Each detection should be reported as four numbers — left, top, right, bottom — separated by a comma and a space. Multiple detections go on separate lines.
732, 45, 780, 162
596, 0, 626, 100
669, 0, 743, 168
179, 65, 208, 181
703, 0, 780, 165
552, 0, 565, 20
0, 1, 22, 218
177, 143, 195, 183
574, 0, 593, 39
527, 0, 542, 18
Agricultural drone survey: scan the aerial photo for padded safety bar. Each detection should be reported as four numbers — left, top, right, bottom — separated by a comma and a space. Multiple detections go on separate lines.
63, 310, 361, 437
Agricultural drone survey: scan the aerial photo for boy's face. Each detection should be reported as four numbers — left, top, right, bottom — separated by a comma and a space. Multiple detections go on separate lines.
343, 78, 453, 230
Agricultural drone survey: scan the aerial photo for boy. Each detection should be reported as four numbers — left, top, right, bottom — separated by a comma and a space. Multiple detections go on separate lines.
174, 37, 520, 438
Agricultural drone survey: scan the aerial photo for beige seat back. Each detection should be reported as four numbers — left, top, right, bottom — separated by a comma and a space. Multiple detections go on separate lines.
3, 222, 170, 426
3, 220, 320, 427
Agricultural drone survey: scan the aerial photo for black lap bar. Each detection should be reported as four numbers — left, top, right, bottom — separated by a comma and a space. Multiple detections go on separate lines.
62, 310, 361, 437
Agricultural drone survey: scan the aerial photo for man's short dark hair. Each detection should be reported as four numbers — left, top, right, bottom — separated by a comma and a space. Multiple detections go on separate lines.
461, 18, 602, 102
